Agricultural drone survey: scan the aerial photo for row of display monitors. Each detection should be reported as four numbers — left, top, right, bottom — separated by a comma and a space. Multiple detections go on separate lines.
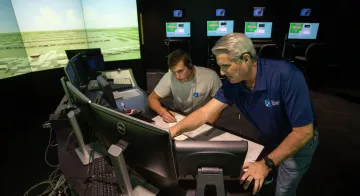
166, 21, 320, 40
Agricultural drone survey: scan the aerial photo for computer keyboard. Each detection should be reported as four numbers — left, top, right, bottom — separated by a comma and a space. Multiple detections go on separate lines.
114, 78, 132, 85
92, 157, 122, 196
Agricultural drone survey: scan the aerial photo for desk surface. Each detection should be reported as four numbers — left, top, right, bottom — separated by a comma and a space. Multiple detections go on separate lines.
55, 89, 264, 195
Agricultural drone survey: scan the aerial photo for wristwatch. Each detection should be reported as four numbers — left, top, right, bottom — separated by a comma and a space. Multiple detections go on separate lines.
263, 156, 275, 170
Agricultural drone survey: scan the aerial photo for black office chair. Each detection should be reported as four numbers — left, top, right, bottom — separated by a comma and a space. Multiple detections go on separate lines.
294, 43, 326, 70
294, 43, 334, 88
258, 44, 282, 60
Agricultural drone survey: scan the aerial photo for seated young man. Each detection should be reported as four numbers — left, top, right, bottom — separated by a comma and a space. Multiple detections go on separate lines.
148, 49, 223, 124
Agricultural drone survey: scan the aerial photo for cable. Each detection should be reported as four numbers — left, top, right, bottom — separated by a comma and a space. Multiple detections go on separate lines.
63, 131, 75, 154
49, 140, 58, 147
23, 181, 53, 196
45, 128, 59, 168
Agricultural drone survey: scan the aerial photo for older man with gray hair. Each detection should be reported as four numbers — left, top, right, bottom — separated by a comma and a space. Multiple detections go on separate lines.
169, 33, 319, 196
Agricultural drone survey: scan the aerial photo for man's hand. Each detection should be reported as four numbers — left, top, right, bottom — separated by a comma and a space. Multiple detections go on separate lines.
240, 160, 271, 195
169, 127, 176, 138
160, 110, 177, 123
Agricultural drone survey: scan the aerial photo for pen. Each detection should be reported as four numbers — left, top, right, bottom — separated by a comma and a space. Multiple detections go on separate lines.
167, 110, 177, 122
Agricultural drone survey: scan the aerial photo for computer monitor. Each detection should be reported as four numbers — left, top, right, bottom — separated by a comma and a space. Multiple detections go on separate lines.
88, 102, 178, 188
66, 81, 91, 106
216, 9, 225, 16
64, 61, 80, 89
300, 8, 311, 16
166, 22, 191, 38
66, 48, 105, 72
207, 20, 234, 37
287, 22, 319, 40
96, 75, 117, 109
244, 22, 272, 39
69, 53, 91, 87
175, 140, 248, 178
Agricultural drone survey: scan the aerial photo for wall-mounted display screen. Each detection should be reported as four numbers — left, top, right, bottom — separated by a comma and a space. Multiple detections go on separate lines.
0, 0, 141, 79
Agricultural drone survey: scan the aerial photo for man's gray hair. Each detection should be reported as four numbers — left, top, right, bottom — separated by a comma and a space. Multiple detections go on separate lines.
211, 33, 257, 62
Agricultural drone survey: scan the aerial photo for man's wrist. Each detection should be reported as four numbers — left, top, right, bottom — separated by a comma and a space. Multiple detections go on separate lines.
260, 159, 272, 171
262, 156, 275, 171
169, 127, 177, 138
159, 108, 167, 116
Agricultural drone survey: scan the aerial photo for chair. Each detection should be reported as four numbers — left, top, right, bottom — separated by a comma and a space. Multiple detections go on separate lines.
258, 44, 282, 60
294, 43, 336, 88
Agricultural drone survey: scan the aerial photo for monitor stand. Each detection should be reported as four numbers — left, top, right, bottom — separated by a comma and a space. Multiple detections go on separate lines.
196, 167, 225, 196
61, 77, 74, 109
108, 141, 159, 196
67, 110, 104, 165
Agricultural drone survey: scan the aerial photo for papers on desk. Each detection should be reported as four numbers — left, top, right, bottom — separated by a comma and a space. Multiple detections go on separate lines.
113, 89, 141, 100
174, 134, 189, 141
152, 113, 213, 138
152, 113, 264, 163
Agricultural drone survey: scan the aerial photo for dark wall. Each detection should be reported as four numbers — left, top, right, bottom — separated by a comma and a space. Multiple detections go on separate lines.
140, 0, 346, 71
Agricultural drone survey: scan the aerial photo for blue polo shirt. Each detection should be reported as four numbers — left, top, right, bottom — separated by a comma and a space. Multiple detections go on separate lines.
214, 58, 315, 145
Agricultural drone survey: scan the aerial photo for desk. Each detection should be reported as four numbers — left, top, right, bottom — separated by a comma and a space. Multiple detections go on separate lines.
54, 88, 266, 195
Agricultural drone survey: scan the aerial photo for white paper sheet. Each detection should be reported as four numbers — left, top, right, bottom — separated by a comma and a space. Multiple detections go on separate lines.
152, 113, 213, 138
113, 89, 141, 100
174, 134, 189, 141
209, 132, 264, 163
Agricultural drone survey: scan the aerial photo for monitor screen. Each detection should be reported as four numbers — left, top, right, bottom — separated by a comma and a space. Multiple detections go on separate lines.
244, 22, 272, 39
166, 22, 191, 38
173, 10, 183, 17
70, 53, 91, 85
253, 7, 264, 17
288, 23, 319, 40
66, 48, 105, 72
207, 20, 234, 37
64, 62, 79, 88
1, 0, 141, 80
300, 8, 311, 16
216, 9, 225, 16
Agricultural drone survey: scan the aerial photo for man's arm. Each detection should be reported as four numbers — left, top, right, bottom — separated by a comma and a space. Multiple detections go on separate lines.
147, 91, 167, 115
148, 91, 176, 122
266, 123, 314, 166
169, 98, 227, 137
207, 110, 223, 124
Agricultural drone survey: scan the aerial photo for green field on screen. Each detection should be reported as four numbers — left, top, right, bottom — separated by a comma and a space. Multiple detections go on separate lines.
0, 27, 140, 79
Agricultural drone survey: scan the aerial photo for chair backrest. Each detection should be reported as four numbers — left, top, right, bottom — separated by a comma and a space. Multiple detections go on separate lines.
305, 43, 327, 64
258, 44, 282, 60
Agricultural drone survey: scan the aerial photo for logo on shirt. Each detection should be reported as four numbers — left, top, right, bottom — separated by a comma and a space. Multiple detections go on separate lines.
193, 92, 199, 98
265, 99, 280, 107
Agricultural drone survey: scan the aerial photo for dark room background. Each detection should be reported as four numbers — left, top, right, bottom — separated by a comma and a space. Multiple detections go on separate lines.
139, 0, 352, 70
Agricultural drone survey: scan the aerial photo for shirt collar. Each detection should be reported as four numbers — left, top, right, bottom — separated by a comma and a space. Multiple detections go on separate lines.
252, 58, 267, 92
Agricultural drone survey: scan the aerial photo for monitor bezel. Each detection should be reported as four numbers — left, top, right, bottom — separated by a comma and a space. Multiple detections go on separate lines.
165, 22, 191, 38
287, 22, 320, 40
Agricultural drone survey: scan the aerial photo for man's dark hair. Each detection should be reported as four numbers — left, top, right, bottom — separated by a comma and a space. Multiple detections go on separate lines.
167, 49, 192, 69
